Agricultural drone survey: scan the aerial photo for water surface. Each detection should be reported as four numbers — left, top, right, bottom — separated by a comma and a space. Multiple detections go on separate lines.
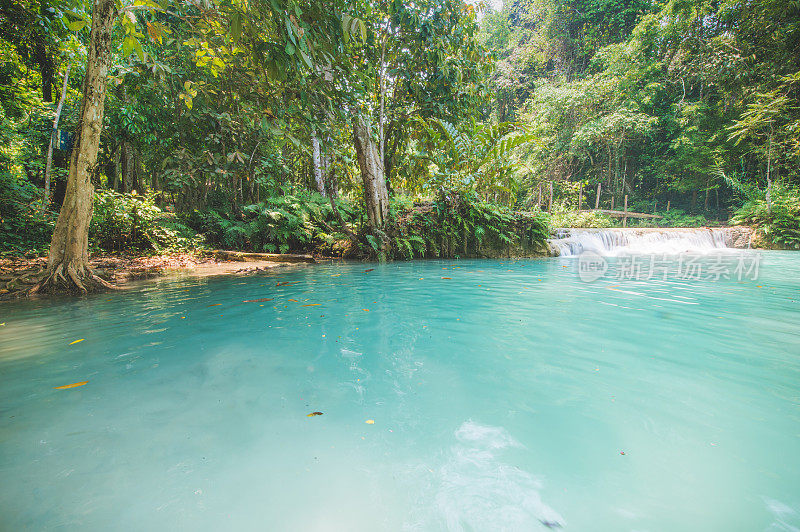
1, 253, 799, 531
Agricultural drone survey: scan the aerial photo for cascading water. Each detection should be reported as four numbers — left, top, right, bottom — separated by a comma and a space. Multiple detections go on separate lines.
548, 228, 729, 256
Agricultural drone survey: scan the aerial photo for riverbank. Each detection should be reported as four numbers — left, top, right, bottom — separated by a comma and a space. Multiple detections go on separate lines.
0, 252, 316, 297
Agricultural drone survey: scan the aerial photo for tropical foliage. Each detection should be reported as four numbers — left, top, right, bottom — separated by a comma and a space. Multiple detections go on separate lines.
1, 0, 799, 274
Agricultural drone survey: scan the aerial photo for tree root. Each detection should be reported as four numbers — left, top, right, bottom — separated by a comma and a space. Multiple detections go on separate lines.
28, 261, 118, 296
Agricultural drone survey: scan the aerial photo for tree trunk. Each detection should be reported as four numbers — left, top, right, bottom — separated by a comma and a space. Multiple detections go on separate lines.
112, 144, 120, 190
43, 65, 70, 210
353, 114, 388, 231
766, 128, 773, 213
311, 131, 326, 196
325, 160, 338, 198
121, 141, 137, 192
32, 0, 118, 295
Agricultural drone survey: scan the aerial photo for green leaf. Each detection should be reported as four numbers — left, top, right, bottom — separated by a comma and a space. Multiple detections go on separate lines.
65, 18, 88, 31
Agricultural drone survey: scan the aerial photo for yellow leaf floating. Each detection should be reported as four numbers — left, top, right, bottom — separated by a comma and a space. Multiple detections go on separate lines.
54, 381, 88, 390
69, 339, 84, 345
288, 299, 299, 302
365, 419, 375, 424
302, 303, 321, 307
307, 411, 324, 417
207, 303, 222, 307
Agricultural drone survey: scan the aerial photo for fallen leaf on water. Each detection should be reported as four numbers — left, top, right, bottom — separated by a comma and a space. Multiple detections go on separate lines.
207, 303, 222, 307
362, 309, 370, 312
441, 277, 452, 280
302, 303, 321, 307
365, 419, 374, 424
364, 268, 374, 272
243, 298, 273, 303
620, 451, 626, 455
331, 274, 341, 277
276, 281, 300, 286
288, 299, 298, 302
54, 381, 88, 390
69, 339, 84, 345
307, 411, 324, 417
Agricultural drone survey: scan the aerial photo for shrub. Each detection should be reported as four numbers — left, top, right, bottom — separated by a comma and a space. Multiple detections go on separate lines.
184, 191, 357, 254
731, 184, 800, 249
654, 209, 709, 228
0, 171, 56, 255
387, 190, 549, 259
90, 191, 202, 252
547, 209, 614, 229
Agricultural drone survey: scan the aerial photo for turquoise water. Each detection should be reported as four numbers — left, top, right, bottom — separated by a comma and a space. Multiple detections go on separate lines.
1, 253, 799, 531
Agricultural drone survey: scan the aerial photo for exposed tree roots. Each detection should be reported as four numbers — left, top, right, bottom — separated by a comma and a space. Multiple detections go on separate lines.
29, 261, 117, 296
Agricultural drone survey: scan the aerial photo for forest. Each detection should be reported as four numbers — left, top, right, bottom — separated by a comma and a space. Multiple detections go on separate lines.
1, 0, 799, 292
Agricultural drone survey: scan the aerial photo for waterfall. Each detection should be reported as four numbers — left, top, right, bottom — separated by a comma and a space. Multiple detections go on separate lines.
549, 228, 729, 256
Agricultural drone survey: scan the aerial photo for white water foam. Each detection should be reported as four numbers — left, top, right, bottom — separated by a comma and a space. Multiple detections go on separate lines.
407, 421, 564, 530
549, 228, 729, 256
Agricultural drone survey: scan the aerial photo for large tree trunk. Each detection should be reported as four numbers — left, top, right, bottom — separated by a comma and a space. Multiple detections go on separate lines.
33, 0, 118, 295
43, 64, 70, 210
353, 114, 388, 230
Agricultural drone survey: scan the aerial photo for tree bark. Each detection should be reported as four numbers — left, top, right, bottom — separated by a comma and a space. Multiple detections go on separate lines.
311, 131, 326, 196
32, 0, 118, 295
43, 64, 70, 210
353, 114, 388, 231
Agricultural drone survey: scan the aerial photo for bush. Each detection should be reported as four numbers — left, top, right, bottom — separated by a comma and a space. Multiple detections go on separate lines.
90, 191, 202, 252
731, 184, 800, 249
547, 209, 614, 229
184, 191, 357, 254
653, 209, 709, 228
0, 171, 56, 255
387, 190, 549, 259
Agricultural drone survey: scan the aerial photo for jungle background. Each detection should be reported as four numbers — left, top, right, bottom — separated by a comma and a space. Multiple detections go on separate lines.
2, 0, 799, 262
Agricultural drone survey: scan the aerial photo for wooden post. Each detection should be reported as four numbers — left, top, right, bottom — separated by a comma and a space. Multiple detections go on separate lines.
578, 184, 583, 211
611, 195, 615, 210
666, 200, 670, 212
548, 182, 553, 213
595, 183, 601, 209
623, 194, 628, 227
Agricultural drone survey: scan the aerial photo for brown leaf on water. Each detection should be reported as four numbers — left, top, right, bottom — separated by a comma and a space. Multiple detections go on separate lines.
288, 299, 298, 302
364, 268, 374, 272
243, 298, 274, 303
207, 303, 222, 307
307, 411, 324, 417
276, 281, 300, 286
54, 381, 88, 390
302, 303, 321, 307
441, 277, 452, 280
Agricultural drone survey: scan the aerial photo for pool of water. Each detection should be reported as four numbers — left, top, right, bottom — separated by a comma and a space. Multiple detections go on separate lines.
1, 253, 799, 531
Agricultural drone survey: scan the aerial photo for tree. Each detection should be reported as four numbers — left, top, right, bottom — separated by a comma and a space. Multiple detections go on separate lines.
33, 0, 119, 293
